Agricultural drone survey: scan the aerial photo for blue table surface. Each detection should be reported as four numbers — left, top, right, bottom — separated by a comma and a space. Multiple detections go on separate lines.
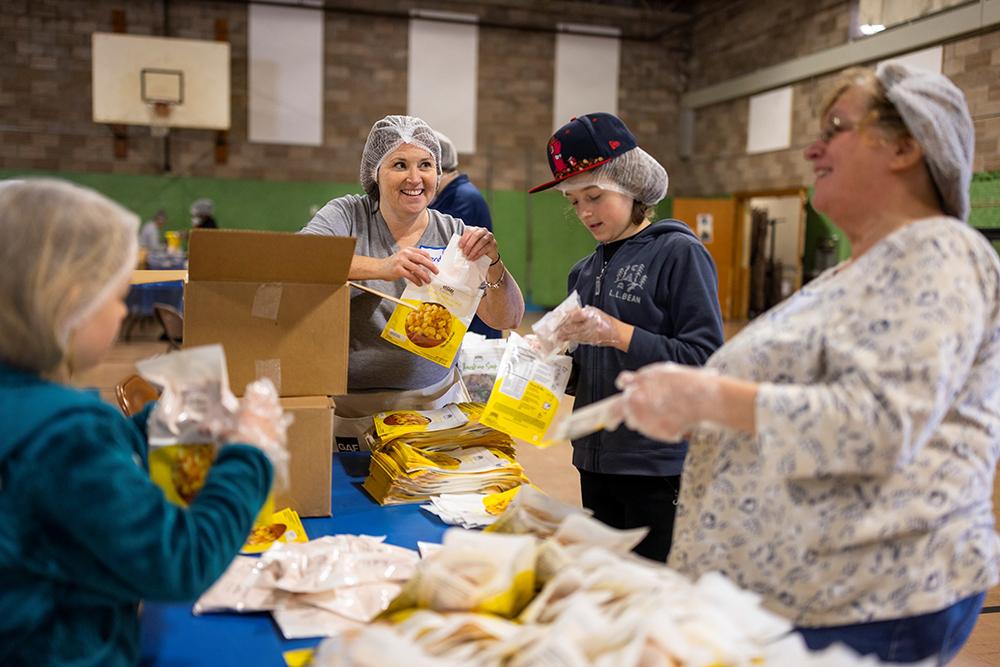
139, 452, 448, 666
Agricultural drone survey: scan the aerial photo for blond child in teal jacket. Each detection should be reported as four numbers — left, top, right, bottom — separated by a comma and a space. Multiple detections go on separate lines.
0, 179, 275, 666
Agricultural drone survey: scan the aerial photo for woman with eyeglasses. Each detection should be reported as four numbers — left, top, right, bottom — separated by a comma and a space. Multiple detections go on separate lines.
615, 63, 1000, 663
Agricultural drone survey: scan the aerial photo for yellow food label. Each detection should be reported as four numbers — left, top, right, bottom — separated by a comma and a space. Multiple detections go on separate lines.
480, 378, 561, 446
150, 443, 273, 525
282, 648, 314, 667
381, 299, 467, 368
373, 404, 468, 441
483, 485, 522, 516
241, 506, 308, 554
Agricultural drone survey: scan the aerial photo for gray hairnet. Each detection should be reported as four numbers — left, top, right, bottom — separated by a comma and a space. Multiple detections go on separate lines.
555, 147, 668, 206
190, 197, 214, 217
360, 115, 441, 200
0, 179, 138, 375
435, 131, 458, 171
876, 61, 974, 221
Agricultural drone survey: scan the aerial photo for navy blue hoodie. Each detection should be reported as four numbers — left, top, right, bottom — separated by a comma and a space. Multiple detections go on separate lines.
567, 220, 724, 477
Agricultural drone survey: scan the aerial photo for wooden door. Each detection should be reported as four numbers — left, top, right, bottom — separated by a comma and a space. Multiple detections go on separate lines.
672, 198, 737, 320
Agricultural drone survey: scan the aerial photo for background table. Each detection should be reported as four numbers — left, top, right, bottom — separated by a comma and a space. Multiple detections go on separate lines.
139, 452, 448, 666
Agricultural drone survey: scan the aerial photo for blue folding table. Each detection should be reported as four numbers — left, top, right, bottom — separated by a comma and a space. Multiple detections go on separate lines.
139, 452, 448, 666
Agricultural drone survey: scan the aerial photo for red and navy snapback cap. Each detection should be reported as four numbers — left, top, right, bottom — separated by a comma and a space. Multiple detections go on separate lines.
529, 112, 638, 193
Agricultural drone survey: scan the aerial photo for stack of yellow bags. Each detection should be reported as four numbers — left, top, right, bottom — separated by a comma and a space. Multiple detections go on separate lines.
363, 403, 530, 506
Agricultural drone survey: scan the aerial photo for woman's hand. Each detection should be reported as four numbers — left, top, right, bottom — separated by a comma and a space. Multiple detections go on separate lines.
556, 306, 628, 349
615, 362, 721, 442
379, 247, 439, 286
458, 226, 499, 263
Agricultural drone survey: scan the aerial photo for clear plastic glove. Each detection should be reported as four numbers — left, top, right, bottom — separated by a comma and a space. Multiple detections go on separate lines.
224, 378, 292, 488
555, 306, 620, 348
615, 362, 720, 442
530, 292, 582, 359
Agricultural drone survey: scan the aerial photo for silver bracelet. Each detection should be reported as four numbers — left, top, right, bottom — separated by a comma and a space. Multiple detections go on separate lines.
483, 262, 506, 289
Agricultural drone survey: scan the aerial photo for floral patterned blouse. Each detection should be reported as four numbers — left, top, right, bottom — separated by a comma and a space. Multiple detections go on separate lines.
669, 217, 1000, 626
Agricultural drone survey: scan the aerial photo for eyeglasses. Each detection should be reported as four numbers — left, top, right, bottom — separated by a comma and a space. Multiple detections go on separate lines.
817, 109, 881, 144
818, 114, 857, 143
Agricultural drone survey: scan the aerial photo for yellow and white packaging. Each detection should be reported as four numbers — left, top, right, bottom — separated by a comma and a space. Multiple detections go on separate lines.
372, 404, 469, 441
479, 332, 573, 446
382, 529, 537, 620
241, 507, 309, 554
137, 344, 289, 528
459, 332, 507, 403
381, 235, 490, 368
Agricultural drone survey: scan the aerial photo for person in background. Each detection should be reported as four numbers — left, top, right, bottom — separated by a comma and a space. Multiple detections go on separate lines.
138, 208, 166, 252
301, 115, 524, 438
529, 112, 724, 562
617, 63, 999, 663
190, 197, 218, 229
430, 130, 501, 339
0, 179, 279, 666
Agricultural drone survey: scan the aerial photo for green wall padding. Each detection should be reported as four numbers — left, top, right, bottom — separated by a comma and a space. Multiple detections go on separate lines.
528, 191, 601, 306
803, 188, 852, 276
971, 171, 1000, 229
0, 169, 358, 234
489, 190, 529, 295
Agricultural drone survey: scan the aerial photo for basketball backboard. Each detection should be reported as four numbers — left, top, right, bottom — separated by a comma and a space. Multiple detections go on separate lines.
92, 33, 230, 131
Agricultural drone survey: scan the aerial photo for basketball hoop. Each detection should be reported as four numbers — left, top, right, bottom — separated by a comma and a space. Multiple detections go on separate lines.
146, 101, 174, 138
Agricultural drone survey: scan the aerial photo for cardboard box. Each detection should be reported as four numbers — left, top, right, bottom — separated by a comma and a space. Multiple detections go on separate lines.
275, 396, 335, 517
184, 230, 355, 397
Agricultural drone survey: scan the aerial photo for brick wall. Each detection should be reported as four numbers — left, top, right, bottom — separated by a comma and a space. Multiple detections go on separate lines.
677, 0, 1000, 196
2, 0, 996, 199
0, 0, 689, 194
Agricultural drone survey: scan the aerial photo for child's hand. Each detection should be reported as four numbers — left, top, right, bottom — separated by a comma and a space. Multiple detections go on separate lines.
555, 306, 621, 348
226, 379, 289, 453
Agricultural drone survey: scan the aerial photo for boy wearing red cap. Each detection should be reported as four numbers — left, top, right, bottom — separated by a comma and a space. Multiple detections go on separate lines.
530, 112, 723, 562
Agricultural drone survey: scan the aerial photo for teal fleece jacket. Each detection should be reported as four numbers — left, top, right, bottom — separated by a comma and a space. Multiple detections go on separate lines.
0, 362, 273, 666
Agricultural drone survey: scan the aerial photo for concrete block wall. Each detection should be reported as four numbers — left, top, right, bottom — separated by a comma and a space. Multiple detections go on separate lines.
0, 0, 689, 195
677, 0, 1000, 195
2, 0, 996, 199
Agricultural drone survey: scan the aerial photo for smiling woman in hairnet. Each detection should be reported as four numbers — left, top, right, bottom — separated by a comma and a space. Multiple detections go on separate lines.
300, 116, 524, 435
616, 63, 1000, 662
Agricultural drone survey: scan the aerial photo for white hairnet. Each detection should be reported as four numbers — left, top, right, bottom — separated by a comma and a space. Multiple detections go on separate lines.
0, 179, 138, 374
190, 197, 214, 217
876, 61, 974, 221
360, 115, 441, 199
435, 131, 458, 171
555, 147, 668, 206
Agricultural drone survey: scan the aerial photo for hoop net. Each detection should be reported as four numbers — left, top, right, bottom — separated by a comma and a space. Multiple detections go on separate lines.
146, 101, 174, 138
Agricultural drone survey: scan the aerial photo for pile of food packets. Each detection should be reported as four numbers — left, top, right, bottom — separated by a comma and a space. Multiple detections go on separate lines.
304, 513, 907, 667
195, 535, 421, 640
420, 485, 523, 529
362, 403, 530, 506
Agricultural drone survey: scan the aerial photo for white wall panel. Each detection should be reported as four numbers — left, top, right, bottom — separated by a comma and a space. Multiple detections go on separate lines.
746, 86, 793, 154
553, 27, 620, 131
248, 4, 324, 146
408, 14, 479, 154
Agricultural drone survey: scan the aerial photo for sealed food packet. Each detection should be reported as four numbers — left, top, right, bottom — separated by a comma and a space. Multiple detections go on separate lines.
381, 234, 491, 368
372, 404, 469, 441
459, 333, 506, 403
241, 507, 309, 555
478, 332, 572, 447
381, 529, 536, 620
136, 344, 291, 527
